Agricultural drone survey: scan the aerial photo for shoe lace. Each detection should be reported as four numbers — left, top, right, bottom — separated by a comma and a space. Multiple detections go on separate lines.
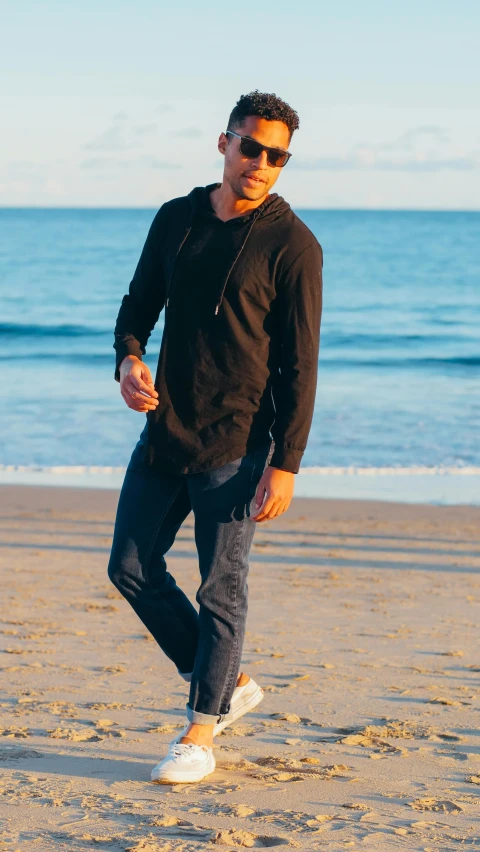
170, 742, 209, 763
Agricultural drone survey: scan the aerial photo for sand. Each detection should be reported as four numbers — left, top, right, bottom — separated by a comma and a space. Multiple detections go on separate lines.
0, 484, 479, 851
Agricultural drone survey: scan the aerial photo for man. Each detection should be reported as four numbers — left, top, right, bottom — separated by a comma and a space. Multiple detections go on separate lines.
108, 91, 323, 784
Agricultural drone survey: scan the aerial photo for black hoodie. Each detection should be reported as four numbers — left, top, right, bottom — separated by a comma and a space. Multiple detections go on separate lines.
113, 183, 323, 474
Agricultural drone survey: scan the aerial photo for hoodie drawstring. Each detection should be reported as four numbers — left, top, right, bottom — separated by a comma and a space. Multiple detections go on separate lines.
166, 225, 192, 308
166, 185, 280, 316
214, 209, 262, 316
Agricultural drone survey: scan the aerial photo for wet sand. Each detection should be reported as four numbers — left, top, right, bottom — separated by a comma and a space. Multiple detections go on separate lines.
0, 484, 479, 851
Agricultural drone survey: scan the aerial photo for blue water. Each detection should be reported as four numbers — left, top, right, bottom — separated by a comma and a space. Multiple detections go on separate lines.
0, 208, 479, 469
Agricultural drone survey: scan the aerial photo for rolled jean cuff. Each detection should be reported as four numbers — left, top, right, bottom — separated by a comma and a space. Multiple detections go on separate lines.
186, 702, 225, 726
178, 671, 192, 683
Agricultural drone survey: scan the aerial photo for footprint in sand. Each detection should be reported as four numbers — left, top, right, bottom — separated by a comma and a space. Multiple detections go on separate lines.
211, 829, 289, 847
0, 726, 30, 738
95, 720, 125, 737
219, 723, 261, 738
83, 602, 119, 612
251, 756, 350, 782
99, 664, 126, 674
270, 713, 302, 724
145, 724, 184, 735
409, 797, 463, 813
0, 745, 42, 760
339, 732, 407, 755
47, 727, 103, 742
440, 650, 464, 657
149, 815, 195, 827
14, 699, 79, 718
194, 802, 337, 833
131, 821, 288, 848
332, 719, 462, 755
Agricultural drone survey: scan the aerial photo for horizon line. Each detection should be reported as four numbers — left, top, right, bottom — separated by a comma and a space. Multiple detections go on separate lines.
1, 205, 479, 214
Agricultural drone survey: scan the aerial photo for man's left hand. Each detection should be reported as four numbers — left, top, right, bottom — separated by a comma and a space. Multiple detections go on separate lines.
250, 466, 294, 523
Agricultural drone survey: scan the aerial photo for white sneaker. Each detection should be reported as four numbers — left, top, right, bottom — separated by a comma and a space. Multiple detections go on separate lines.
173, 677, 264, 743
214, 676, 264, 734
151, 742, 215, 784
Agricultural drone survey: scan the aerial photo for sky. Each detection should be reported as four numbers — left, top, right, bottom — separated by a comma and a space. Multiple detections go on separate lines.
1, 0, 479, 209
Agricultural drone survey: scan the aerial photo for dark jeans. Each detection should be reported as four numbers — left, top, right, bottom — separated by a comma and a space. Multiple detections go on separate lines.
107, 425, 273, 725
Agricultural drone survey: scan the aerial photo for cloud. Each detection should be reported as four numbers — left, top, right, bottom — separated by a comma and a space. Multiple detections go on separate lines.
133, 124, 158, 136
291, 127, 479, 172
147, 157, 181, 170
2, 160, 47, 189
84, 115, 158, 152
84, 124, 129, 152
155, 104, 174, 114
6, 160, 46, 176
80, 156, 181, 170
378, 125, 450, 152
173, 127, 202, 138
292, 154, 477, 172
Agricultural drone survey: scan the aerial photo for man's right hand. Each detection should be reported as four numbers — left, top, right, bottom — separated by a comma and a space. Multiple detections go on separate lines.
119, 356, 159, 413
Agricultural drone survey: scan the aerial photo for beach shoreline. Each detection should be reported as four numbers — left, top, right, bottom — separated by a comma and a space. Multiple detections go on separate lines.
1, 481, 480, 517
1, 468, 479, 506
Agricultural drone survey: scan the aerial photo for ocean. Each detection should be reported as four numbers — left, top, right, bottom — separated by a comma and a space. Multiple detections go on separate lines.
1, 207, 479, 502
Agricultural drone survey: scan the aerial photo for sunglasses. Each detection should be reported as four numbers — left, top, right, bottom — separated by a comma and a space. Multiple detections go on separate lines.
225, 130, 292, 168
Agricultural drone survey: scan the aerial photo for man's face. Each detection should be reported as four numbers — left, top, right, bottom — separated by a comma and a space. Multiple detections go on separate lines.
218, 116, 291, 201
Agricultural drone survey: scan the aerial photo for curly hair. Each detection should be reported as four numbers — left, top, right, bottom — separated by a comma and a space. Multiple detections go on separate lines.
226, 90, 299, 140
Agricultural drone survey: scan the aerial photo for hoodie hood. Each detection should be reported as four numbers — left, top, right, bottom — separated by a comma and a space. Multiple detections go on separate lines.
188, 182, 291, 225
185, 184, 291, 314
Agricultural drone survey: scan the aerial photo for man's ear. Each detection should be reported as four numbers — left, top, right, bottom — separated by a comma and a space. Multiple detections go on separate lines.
218, 132, 228, 155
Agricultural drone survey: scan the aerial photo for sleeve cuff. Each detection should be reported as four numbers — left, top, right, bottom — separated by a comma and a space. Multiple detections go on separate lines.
114, 346, 143, 382
269, 445, 304, 474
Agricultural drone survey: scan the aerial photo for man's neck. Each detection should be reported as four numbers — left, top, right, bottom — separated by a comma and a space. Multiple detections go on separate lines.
209, 181, 269, 223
